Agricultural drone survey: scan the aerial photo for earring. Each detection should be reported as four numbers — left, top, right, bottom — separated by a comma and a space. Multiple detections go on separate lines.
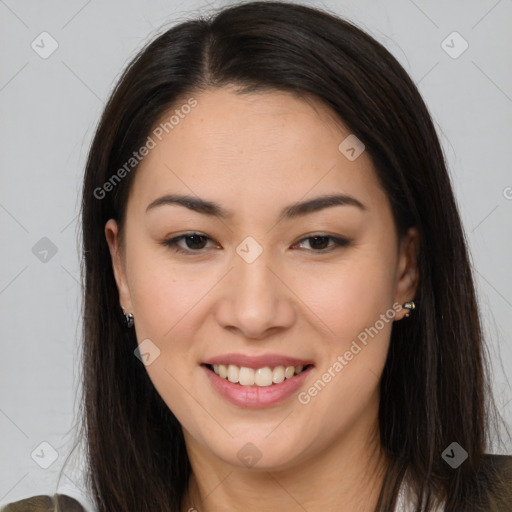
403, 301, 416, 317
121, 307, 134, 328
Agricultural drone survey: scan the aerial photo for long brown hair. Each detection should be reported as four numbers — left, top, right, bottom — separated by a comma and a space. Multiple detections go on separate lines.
76, 2, 511, 510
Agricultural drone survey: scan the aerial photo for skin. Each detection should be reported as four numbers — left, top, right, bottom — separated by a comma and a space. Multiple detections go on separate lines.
105, 87, 419, 512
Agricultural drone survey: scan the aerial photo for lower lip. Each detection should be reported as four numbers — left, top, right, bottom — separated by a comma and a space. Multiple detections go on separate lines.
202, 365, 313, 408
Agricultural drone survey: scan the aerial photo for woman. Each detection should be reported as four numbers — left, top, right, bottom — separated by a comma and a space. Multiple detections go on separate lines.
4, 1, 510, 511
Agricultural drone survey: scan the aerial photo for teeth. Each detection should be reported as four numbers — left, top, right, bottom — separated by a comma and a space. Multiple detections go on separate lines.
227, 364, 239, 383
239, 366, 255, 386
254, 367, 273, 386
210, 363, 307, 387
272, 366, 285, 384
218, 364, 227, 379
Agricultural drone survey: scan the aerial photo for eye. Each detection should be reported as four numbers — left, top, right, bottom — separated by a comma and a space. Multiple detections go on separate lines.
293, 234, 351, 252
162, 232, 218, 254
162, 232, 351, 255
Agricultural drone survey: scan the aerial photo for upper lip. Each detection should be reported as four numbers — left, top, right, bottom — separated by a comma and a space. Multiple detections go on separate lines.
203, 353, 314, 369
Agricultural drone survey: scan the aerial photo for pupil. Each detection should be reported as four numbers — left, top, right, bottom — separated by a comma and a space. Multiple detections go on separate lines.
310, 236, 328, 250
186, 234, 206, 249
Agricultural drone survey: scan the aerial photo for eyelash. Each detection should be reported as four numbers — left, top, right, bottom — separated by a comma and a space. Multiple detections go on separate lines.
162, 232, 351, 255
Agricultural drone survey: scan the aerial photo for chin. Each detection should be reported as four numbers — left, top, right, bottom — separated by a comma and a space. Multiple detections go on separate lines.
198, 430, 312, 472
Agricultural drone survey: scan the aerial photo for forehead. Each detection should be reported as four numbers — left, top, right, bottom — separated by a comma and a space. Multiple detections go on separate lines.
127, 87, 388, 218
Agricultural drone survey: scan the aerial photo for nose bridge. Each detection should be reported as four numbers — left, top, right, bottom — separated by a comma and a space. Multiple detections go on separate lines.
234, 236, 279, 313
215, 235, 295, 337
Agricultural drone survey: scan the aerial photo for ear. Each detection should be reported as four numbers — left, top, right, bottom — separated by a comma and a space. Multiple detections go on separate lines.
105, 219, 133, 313
394, 227, 419, 320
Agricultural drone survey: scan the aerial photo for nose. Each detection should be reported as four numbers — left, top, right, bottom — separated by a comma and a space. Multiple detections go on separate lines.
214, 246, 296, 340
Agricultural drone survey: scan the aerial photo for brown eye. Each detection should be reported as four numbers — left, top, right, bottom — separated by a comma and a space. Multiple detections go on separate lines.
163, 233, 217, 254
295, 235, 351, 252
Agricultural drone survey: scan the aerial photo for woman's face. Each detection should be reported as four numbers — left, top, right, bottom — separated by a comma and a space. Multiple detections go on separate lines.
106, 87, 418, 471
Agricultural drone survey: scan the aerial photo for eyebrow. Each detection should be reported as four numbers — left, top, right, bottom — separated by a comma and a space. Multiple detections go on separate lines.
145, 193, 365, 221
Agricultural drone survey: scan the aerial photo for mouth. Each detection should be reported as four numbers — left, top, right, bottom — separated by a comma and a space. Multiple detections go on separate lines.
203, 363, 314, 387
201, 362, 315, 408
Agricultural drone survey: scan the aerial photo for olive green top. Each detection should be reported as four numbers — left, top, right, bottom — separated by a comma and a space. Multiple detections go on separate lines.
0, 494, 84, 512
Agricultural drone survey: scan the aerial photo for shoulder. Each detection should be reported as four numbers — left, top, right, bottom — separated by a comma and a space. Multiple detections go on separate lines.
0, 494, 85, 512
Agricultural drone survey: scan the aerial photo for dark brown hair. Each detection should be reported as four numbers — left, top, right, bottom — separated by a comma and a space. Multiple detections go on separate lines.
76, 2, 511, 511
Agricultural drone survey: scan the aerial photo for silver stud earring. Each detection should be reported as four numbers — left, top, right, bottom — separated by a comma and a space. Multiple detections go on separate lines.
403, 301, 416, 317
121, 307, 134, 328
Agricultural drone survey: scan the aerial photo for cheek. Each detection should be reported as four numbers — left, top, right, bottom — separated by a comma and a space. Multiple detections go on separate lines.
125, 245, 211, 424
126, 242, 211, 341
293, 272, 395, 445
296, 248, 397, 344
292, 243, 396, 406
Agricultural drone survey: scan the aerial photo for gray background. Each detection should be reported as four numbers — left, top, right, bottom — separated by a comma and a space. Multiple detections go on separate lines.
1, 0, 511, 509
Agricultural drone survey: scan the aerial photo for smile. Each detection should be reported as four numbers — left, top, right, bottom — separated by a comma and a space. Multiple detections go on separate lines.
207, 363, 310, 387
202, 363, 314, 408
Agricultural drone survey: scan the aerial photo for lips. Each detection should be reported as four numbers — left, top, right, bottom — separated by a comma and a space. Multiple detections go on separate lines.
201, 353, 315, 408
